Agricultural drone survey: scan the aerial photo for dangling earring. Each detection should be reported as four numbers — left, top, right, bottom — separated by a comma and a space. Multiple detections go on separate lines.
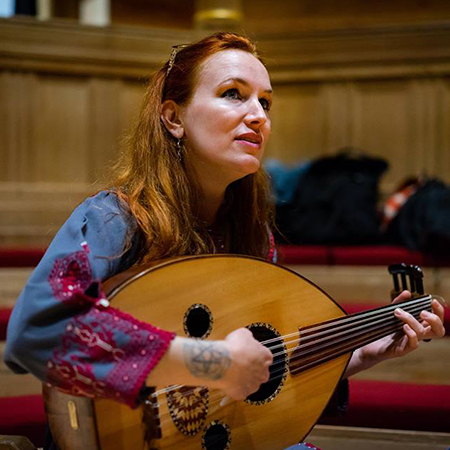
176, 138, 184, 163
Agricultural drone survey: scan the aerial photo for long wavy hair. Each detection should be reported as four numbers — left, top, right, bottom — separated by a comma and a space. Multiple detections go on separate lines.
109, 32, 275, 264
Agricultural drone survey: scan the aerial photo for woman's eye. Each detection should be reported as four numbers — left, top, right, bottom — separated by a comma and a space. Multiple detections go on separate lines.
222, 88, 241, 100
260, 98, 271, 111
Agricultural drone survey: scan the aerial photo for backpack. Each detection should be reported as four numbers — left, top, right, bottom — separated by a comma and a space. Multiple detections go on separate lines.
275, 151, 388, 245
385, 179, 450, 253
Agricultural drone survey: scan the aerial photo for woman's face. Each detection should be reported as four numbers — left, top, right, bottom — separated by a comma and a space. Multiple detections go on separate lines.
180, 49, 272, 189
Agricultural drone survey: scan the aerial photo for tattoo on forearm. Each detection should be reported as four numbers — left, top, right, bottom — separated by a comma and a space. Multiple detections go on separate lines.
184, 340, 231, 380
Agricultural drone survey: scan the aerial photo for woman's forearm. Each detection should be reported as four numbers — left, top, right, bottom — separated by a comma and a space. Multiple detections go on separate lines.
147, 336, 231, 389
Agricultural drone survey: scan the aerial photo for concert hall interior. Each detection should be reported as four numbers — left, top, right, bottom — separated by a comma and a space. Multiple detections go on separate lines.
0, 1, 450, 449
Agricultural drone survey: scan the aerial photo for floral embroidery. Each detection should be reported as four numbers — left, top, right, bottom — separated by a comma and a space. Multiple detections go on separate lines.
47, 248, 175, 407
48, 250, 92, 304
47, 303, 174, 407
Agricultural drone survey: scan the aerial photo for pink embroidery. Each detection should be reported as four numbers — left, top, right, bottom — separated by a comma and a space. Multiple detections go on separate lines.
47, 248, 175, 406
48, 250, 92, 304
268, 231, 277, 262
303, 444, 322, 450
47, 305, 175, 407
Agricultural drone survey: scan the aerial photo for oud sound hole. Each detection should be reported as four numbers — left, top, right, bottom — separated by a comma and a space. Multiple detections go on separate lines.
246, 324, 287, 404
184, 304, 213, 338
202, 421, 231, 450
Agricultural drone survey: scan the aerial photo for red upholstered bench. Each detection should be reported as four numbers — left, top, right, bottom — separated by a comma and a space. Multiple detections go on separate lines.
278, 244, 450, 267
277, 245, 331, 265
0, 248, 45, 268
320, 379, 450, 433
0, 395, 46, 447
0, 308, 12, 340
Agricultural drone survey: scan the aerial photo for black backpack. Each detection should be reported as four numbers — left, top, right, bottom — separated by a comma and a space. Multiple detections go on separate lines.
275, 151, 388, 245
386, 179, 450, 253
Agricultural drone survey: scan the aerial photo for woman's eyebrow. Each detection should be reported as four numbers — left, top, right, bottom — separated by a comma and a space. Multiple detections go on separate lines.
220, 77, 273, 94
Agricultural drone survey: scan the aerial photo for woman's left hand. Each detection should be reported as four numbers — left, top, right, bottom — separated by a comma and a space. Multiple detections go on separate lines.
346, 291, 446, 377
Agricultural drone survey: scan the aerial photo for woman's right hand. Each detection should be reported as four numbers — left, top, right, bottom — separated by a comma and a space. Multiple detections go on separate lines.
218, 327, 273, 400
147, 328, 273, 400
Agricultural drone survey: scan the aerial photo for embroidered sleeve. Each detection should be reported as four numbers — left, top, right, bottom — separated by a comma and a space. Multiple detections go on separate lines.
4, 192, 175, 408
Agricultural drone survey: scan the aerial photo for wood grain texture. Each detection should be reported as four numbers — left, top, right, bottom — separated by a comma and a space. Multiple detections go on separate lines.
1, 20, 450, 245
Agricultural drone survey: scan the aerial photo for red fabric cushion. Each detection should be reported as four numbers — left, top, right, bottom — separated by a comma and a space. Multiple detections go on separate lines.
0, 308, 12, 340
330, 245, 425, 266
277, 245, 436, 266
278, 245, 330, 265
0, 395, 46, 447
0, 248, 45, 268
320, 379, 450, 432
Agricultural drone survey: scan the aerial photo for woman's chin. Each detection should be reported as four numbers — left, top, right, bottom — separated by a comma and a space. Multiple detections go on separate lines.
232, 158, 261, 179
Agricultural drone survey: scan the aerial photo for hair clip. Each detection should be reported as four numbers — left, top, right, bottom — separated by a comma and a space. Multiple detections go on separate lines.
166, 44, 189, 76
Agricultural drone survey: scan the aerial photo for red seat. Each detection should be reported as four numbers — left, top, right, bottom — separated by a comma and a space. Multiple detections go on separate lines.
0, 248, 45, 268
320, 379, 450, 432
0, 308, 12, 340
0, 395, 46, 448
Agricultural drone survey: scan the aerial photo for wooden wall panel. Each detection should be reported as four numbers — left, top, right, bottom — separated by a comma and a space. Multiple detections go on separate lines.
0, 72, 35, 183
1, 19, 450, 245
266, 83, 326, 163
267, 77, 450, 192
88, 78, 123, 183
32, 76, 90, 183
349, 80, 411, 191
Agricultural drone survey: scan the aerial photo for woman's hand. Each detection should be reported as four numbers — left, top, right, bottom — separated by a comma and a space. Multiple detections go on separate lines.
218, 327, 273, 400
148, 328, 273, 400
345, 291, 446, 377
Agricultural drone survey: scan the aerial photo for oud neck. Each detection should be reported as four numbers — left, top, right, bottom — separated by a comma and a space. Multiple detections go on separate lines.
290, 295, 432, 375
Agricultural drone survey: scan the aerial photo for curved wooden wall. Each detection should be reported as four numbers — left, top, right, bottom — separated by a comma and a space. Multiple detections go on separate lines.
1, 18, 450, 245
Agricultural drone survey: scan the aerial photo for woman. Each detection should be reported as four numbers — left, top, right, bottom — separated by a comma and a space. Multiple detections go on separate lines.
4, 32, 445, 449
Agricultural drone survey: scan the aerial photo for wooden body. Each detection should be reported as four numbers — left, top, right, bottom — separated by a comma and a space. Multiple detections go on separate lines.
46, 255, 351, 450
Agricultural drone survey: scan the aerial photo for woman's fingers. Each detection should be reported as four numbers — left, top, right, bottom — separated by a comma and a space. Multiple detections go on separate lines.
402, 323, 419, 350
395, 298, 446, 341
392, 290, 412, 304
420, 300, 446, 338
223, 327, 273, 399
394, 307, 426, 338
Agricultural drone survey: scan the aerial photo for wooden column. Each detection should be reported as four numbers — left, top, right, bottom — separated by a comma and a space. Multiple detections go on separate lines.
37, 0, 52, 20
80, 0, 110, 26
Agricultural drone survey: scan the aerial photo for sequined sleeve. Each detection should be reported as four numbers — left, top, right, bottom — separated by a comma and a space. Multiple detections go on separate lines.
4, 191, 175, 408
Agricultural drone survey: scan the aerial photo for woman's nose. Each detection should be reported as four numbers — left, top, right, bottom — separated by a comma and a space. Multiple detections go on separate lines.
245, 98, 267, 128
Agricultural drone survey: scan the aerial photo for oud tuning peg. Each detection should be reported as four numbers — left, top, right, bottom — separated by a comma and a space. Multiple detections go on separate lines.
409, 265, 424, 295
388, 263, 408, 300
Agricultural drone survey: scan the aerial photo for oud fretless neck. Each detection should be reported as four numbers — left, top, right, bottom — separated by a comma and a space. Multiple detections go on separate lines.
289, 295, 432, 375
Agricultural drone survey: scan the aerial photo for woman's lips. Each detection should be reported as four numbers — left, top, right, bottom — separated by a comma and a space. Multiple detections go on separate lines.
235, 139, 260, 149
235, 133, 262, 149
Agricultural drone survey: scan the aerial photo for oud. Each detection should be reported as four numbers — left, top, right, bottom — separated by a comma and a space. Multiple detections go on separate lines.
44, 255, 433, 450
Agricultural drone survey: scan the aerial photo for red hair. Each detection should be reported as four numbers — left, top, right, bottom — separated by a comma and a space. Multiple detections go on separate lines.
109, 32, 274, 263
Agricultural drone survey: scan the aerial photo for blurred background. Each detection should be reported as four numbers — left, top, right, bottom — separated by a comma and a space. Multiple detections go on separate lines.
1, 0, 450, 247
1, 3, 450, 448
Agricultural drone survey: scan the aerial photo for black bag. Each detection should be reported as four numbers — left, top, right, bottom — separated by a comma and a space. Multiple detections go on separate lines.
275, 151, 388, 245
385, 179, 450, 253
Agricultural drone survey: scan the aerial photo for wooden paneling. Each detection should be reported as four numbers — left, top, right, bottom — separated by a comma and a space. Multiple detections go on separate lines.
33, 76, 90, 182
266, 83, 327, 163
244, 0, 450, 34
268, 78, 450, 192
1, 19, 450, 245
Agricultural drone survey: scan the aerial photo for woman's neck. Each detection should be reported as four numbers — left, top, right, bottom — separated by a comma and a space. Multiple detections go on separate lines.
198, 189, 226, 226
